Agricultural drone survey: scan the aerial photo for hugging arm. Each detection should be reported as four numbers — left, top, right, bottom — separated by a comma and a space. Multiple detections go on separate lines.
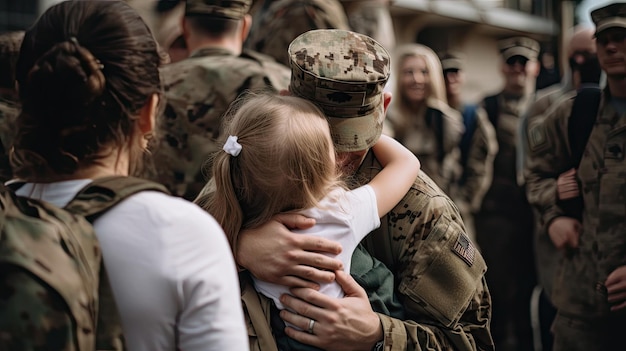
237, 213, 344, 289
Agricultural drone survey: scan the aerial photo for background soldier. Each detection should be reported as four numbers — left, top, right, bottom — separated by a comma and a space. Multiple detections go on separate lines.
471, 36, 540, 351
525, 3, 626, 350
148, 0, 290, 200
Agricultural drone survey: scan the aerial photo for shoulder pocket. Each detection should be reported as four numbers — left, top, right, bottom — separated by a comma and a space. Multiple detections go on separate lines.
398, 215, 487, 327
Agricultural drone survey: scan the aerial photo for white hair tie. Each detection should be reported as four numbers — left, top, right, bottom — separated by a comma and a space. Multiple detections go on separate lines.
223, 135, 242, 156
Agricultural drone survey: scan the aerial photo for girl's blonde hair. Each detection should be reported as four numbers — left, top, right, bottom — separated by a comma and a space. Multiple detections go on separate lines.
391, 44, 448, 117
201, 93, 342, 251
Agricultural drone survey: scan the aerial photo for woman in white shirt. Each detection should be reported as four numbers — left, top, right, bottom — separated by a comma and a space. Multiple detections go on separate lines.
10, 1, 248, 350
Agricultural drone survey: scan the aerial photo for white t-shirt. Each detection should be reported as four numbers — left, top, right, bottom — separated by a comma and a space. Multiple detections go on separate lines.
15, 180, 249, 351
253, 185, 380, 310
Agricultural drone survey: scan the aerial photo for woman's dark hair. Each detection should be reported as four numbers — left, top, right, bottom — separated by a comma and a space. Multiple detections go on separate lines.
12, 0, 162, 179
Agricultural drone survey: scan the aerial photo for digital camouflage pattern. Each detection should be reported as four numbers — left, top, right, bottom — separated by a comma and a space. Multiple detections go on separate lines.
185, 0, 252, 19
214, 28, 493, 351
525, 92, 626, 319
245, 0, 350, 66
236, 154, 494, 351
288, 29, 390, 152
0, 185, 103, 351
148, 48, 290, 200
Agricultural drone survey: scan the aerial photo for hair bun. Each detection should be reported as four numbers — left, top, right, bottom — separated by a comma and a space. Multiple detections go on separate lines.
25, 37, 105, 110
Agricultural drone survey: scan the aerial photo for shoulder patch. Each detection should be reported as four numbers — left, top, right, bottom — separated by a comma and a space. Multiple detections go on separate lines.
527, 123, 550, 153
452, 233, 476, 267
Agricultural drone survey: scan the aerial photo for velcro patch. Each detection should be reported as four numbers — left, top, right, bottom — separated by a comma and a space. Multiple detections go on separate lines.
528, 124, 549, 153
452, 233, 476, 267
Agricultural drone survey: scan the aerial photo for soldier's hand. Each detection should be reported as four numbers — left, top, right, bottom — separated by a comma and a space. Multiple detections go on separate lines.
547, 216, 581, 249
237, 213, 343, 289
280, 270, 383, 351
556, 168, 580, 200
606, 265, 626, 312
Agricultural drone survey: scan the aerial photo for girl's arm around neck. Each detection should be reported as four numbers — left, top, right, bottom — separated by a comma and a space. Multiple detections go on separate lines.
368, 134, 420, 217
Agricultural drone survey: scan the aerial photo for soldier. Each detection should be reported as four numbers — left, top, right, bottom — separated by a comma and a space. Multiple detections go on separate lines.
525, 3, 626, 350
245, 0, 350, 66
439, 51, 498, 244
470, 36, 540, 351
213, 29, 494, 351
522, 24, 601, 351
0, 31, 23, 182
148, 0, 290, 200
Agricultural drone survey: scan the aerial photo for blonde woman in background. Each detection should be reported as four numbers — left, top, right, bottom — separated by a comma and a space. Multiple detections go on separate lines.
387, 44, 464, 194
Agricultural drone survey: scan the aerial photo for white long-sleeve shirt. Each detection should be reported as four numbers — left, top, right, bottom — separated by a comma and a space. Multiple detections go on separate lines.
16, 180, 248, 351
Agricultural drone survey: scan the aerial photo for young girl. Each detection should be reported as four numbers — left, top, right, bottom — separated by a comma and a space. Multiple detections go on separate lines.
199, 92, 420, 313
10, 1, 247, 350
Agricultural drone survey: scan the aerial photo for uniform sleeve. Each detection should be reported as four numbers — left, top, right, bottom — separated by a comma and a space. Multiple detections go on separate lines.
382, 192, 492, 351
442, 107, 465, 153
460, 108, 498, 212
524, 97, 574, 230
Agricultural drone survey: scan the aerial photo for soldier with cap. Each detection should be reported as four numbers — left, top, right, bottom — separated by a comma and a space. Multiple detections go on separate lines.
525, 3, 626, 350
205, 29, 494, 351
148, 0, 290, 200
439, 51, 498, 244
469, 36, 540, 351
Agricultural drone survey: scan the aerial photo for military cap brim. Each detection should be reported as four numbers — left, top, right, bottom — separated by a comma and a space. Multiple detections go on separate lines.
591, 3, 626, 35
498, 36, 540, 61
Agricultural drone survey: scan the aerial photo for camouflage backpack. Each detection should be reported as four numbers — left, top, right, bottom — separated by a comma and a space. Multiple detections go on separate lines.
0, 176, 168, 351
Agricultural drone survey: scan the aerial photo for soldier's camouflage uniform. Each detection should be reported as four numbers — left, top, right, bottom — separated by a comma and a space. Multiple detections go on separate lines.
148, 0, 291, 200
231, 29, 495, 351
245, 0, 350, 66
525, 88, 626, 349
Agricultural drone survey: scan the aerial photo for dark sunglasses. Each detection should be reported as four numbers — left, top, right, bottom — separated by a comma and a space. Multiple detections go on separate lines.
505, 56, 529, 66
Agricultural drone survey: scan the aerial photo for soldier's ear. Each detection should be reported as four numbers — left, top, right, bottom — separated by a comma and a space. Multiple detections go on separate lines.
382, 92, 392, 116
279, 89, 292, 96
241, 14, 252, 42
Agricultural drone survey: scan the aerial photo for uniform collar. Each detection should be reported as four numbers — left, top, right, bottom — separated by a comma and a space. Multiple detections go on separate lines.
189, 46, 237, 58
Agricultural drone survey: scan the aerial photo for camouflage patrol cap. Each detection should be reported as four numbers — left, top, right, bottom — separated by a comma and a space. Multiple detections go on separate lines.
591, 3, 626, 35
288, 29, 390, 152
439, 51, 464, 72
498, 36, 540, 61
185, 0, 252, 19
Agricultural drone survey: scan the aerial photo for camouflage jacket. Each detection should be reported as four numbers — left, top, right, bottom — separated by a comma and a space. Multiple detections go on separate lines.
240, 151, 494, 351
386, 100, 464, 195
525, 90, 626, 317
473, 92, 534, 215
245, 0, 350, 66
148, 47, 290, 200
456, 106, 498, 213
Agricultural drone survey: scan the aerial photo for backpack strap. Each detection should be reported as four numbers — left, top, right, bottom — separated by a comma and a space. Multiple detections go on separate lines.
483, 94, 499, 129
65, 176, 170, 222
568, 86, 602, 167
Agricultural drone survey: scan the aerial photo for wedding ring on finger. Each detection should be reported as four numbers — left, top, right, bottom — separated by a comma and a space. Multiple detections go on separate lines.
307, 318, 315, 334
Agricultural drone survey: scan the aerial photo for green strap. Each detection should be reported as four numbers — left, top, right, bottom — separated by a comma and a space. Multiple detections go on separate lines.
65, 176, 170, 222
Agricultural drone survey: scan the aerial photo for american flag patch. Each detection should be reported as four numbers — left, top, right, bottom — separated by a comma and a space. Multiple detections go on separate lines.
452, 233, 475, 267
